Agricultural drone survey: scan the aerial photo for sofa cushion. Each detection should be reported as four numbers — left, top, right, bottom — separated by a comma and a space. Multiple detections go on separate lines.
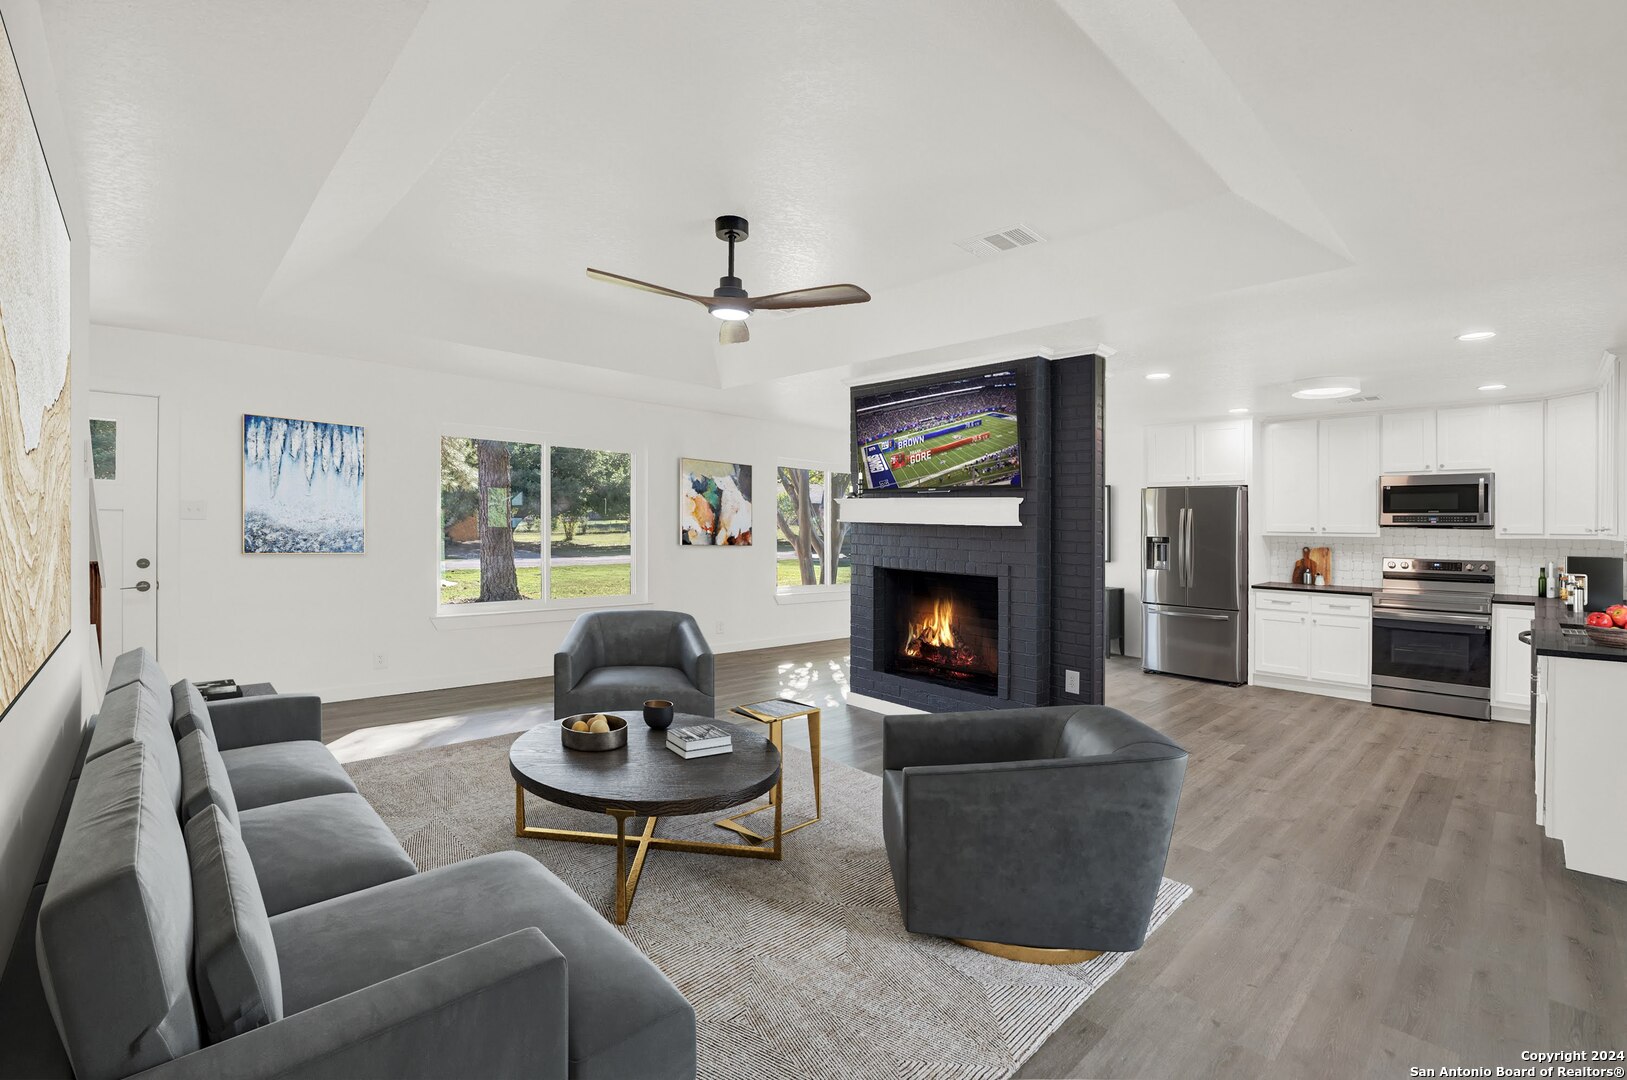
271, 852, 695, 1080
105, 646, 169, 700
185, 805, 284, 1042
35, 742, 201, 1080
882, 769, 908, 915
178, 729, 238, 828
219, 740, 357, 811
238, 793, 416, 916
171, 680, 217, 744
84, 681, 182, 812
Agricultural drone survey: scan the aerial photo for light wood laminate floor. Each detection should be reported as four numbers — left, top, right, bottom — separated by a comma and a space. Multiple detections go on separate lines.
323, 641, 1627, 1079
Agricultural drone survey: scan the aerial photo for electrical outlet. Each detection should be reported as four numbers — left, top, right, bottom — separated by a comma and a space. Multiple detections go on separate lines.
715, 620, 726, 638
372, 653, 388, 670
179, 500, 207, 520
1064, 669, 1081, 695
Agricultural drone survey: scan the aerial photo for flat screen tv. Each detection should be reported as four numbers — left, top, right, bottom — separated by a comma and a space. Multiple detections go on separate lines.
852, 367, 1022, 491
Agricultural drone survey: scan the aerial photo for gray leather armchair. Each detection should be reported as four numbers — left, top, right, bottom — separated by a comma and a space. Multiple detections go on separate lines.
882, 705, 1187, 956
554, 610, 716, 718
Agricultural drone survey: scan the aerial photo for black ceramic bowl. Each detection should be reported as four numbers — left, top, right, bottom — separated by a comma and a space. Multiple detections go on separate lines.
642, 699, 675, 730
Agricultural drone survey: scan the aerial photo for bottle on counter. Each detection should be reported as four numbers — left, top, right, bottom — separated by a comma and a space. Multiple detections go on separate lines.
1558, 567, 1569, 603
1538, 567, 1547, 598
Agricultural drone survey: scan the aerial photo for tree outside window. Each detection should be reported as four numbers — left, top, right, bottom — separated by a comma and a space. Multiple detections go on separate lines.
441, 437, 542, 603
777, 467, 851, 588
549, 445, 633, 600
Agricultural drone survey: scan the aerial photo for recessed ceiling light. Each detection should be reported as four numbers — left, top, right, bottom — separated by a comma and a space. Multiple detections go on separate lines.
1228, 407, 1249, 414
1290, 376, 1362, 400
1478, 383, 1507, 391
1457, 330, 1497, 342
1145, 372, 1171, 380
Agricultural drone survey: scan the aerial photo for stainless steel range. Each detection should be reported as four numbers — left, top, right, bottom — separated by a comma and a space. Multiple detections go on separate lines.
1370, 557, 1494, 721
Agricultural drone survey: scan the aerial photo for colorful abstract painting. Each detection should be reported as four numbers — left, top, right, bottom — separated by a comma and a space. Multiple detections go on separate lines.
679, 458, 752, 545
242, 414, 366, 554
0, 15, 72, 722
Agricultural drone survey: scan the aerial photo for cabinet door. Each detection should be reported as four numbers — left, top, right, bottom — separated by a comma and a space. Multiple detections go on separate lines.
1309, 614, 1371, 687
1495, 400, 1545, 536
1596, 357, 1617, 537
1545, 391, 1600, 536
1380, 410, 1436, 473
1491, 605, 1535, 711
1254, 610, 1311, 677
1435, 406, 1495, 471
1145, 424, 1196, 485
1262, 420, 1319, 533
1194, 420, 1250, 483
1317, 415, 1380, 535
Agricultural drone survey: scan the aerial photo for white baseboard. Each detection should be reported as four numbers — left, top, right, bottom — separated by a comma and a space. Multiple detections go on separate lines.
1250, 673, 1372, 703
845, 691, 928, 716
1490, 703, 1531, 724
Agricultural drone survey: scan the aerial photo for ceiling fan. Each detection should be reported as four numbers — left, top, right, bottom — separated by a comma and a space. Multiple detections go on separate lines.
586, 215, 871, 344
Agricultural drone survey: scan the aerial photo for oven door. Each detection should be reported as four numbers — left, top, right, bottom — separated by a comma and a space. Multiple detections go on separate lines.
1370, 609, 1492, 698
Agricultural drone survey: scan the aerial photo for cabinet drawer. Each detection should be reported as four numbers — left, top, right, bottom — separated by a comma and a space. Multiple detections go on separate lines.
1254, 592, 1311, 613
1311, 595, 1371, 617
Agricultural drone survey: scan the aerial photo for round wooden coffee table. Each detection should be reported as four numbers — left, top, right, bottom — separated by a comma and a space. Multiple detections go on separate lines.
510, 714, 781, 924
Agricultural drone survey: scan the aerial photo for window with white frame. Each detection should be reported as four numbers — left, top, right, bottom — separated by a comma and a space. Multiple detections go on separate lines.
775, 466, 853, 589
440, 436, 635, 608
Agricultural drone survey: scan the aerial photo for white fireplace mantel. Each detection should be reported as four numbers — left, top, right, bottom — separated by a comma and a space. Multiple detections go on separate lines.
837, 496, 1024, 528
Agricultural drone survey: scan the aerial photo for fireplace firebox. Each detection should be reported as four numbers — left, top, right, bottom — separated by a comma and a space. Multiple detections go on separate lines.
879, 568, 999, 695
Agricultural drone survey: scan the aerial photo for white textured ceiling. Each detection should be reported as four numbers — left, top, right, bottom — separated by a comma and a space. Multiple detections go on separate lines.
41, 0, 1627, 427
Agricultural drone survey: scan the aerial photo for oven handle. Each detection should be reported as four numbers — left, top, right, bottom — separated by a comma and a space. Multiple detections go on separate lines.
1374, 610, 1491, 630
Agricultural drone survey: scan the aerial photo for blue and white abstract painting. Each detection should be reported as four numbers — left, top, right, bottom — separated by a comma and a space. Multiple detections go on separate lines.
242, 414, 366, 554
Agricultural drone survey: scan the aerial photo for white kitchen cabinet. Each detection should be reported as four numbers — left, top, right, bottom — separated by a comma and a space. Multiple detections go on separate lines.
1596, 353, 1617, 536
1434, 405, 1495, 471
1145, 423, 1196, 485
1194, 420, 1251, 483
1253, 597, 1312, 678
1145, 420, 1249, 484
1262, 420, 1320, 533
1316, 415, 1381, 535
1380, 411, 1436, 473
1309, 612, 1372, 687
1490, 603, 1534, 721
1544, 390, 1601, 536
1252, 590, 1372, 698
1495, 400, 1546, 537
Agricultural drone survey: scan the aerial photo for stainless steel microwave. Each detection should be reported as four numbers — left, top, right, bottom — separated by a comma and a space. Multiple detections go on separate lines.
1379, 473, 1494, 528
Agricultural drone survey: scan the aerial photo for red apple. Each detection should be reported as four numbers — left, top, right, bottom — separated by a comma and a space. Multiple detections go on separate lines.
1609, 604, 1627, 629
1587, 611, 1615, 628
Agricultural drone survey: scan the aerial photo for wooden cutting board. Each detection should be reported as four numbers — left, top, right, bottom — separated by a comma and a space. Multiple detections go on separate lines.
1290, 546, 1334, 584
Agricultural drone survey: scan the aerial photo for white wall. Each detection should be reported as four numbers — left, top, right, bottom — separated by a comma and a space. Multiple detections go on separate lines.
88, 325, 852, 701
1104, 414, 1144, 657
1262, 532, 1624, 592
0, 0, 93, 967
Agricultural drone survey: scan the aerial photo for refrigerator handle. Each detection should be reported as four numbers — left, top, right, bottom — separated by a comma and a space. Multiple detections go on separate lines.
1181, 508, 1196, 588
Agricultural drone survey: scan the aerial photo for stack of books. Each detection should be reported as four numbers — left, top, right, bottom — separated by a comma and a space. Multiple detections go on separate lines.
667, 723, 733, 759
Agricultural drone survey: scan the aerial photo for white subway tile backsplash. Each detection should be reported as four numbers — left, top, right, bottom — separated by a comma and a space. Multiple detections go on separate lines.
1263, 531, 1626, 593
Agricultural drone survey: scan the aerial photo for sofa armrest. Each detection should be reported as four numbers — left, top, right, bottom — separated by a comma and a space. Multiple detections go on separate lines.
208, 695, 323, 751
882, 708, 1073, 771
554, 618, 599, 695
675, 619, 715, 695
129, 929, 567, 1080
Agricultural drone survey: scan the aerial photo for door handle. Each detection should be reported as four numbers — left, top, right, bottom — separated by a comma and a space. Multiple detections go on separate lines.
122, 581, 152, 593
1152, 609, 1229, 621
1181, 509, 1196, 588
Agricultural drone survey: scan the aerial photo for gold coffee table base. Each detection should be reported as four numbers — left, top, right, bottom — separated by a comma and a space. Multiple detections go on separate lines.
516, 785, 782, 925
714, 704, 821, 845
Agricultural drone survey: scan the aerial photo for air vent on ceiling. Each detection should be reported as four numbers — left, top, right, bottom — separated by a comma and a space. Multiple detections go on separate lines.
1340, 394, 1382, 404
955, 224, 1046, 257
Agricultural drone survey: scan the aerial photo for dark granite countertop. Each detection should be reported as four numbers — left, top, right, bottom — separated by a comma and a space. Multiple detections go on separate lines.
1493, 593, 1539, 606
1532, 597, 1627, 663
1252, 581, 1378, 596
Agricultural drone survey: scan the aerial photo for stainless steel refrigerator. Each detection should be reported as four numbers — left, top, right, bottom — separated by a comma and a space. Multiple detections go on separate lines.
1142, 485, 1249, 685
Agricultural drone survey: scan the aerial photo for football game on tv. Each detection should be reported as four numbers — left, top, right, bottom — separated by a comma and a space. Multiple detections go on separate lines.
853, 369, 1022, 491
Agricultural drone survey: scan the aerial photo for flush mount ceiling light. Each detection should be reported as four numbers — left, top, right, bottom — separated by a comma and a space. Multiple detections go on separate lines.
1290, 376, 1362, 400
1228, 407, 1250, 414
1145, 372, 1172, 381
1457, 330, 1497, 342
1478, 383, 1507, 391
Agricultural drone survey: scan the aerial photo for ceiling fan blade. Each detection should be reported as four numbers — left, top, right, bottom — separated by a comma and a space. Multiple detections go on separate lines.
719, 319, 750, 345
748, 283, 871, 310
586, 268, 710, 307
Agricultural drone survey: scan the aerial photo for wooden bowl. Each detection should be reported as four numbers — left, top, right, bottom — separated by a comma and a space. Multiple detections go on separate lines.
560, 713, 629, 752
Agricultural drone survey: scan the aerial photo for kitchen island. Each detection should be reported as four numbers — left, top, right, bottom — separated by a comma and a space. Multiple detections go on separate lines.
1531, 598, 1627, 883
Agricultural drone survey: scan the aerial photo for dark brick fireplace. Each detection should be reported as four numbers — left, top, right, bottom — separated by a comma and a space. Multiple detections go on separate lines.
878, 567, 1001, 696
848, 354, 1104, 713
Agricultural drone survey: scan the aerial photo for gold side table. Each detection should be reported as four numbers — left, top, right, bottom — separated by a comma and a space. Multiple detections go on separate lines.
714, 699, 821, 844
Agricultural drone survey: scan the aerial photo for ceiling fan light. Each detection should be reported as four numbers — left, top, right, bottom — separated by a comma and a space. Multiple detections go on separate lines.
711, 306, 751, 321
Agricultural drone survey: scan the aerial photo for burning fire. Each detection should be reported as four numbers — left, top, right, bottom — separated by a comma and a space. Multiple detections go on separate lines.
906, 598, 958, 654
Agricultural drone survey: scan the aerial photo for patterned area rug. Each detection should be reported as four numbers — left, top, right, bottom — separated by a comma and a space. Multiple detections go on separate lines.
345, 734, 1192, 1080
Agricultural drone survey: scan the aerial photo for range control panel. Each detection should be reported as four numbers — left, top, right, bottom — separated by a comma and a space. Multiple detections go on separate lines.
1383, 558, 1494, 577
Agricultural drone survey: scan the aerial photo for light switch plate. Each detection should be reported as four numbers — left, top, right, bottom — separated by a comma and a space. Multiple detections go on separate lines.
1064, 669, 1081, 695
179, 500, 207, 520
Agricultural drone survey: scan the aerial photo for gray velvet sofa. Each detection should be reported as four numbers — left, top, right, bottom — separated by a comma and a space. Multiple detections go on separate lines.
882, 704, 1188, 954
554, 610, 716, 718
32, 648, 696, 1080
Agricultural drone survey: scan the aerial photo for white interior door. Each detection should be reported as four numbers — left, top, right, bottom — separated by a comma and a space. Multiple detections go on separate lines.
89, 392, 160, 668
